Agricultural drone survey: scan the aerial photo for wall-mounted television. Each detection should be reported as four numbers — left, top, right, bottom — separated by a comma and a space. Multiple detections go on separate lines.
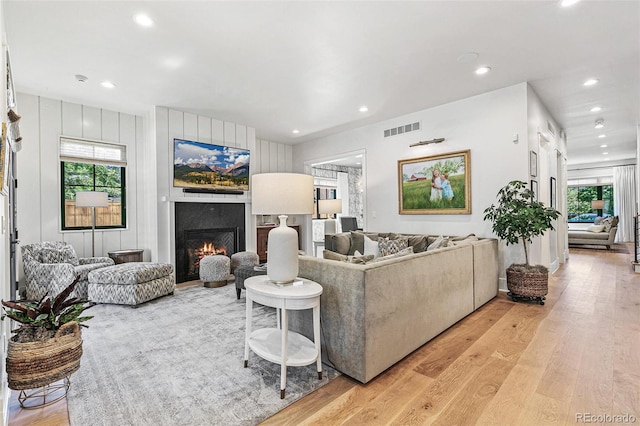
173, 138, 250, 193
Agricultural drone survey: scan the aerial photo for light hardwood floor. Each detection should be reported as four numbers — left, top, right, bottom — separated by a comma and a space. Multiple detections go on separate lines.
8, 247, 640, 425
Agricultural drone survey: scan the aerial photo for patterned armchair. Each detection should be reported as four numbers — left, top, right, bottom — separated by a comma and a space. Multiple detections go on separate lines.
21, 241, 114, 300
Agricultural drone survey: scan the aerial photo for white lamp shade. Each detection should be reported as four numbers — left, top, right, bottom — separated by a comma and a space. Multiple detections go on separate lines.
318, 198, 342, 215
75, 191, 109, 208
251, 173, 314, 215
591, 200, 604, 209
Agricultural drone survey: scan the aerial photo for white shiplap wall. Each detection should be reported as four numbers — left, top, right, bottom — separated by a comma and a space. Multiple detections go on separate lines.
153, 107, 293, 265
15, 93, 146, 281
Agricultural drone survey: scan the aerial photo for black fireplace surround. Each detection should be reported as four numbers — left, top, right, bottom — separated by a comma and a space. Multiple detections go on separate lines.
175, 203, 245, 283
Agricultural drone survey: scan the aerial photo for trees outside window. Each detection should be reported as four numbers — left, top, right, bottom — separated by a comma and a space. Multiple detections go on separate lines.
567, 185, 613, 222
61, 162, 126, 229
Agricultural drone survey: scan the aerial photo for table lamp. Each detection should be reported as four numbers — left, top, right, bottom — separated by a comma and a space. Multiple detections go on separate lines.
251, 173, 314, 284
591, 200, 604, 210
318, 198, 342, 234
75, 191, 109, 256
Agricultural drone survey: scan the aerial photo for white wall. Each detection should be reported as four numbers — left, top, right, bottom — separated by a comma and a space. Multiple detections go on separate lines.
15, 93, 146, 276
293, 83, 567, 290
153, 107, 293, 266
526, 84, 565, 272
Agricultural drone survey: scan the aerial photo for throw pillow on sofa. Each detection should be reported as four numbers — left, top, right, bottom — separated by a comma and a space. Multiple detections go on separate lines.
427, 235, 449, 251
323, 250, 373, 264
350, 231, 379, 255
323, 250, 349, 261
364, 235, 379, 258
378, 236, 408, 257
368, 246, 414, 263
586, 224, 606, 233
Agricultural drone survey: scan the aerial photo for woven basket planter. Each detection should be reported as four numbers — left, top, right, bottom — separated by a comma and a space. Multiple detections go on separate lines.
506, 265, 548, 298
6, 321, 82, 390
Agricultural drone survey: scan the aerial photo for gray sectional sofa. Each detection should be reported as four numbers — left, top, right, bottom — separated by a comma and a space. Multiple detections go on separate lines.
289, 231, 499, 383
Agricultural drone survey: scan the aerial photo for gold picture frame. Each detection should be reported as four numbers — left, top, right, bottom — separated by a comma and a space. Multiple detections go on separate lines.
398, 149, 471, 215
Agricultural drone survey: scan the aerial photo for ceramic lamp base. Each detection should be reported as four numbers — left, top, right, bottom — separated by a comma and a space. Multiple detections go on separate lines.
266, 215, 299, 284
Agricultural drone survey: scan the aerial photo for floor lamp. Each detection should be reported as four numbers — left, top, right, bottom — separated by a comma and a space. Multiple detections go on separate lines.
318, 199, 342, 234
251, 173, 314, 284
76, 191, 109, 257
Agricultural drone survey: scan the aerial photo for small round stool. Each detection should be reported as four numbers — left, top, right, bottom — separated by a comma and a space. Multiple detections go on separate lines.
199, 255, 230, 288
230, 251, 259, 273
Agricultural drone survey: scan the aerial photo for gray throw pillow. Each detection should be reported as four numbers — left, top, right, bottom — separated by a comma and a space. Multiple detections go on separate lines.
405, 235, 427, 253
333, 233, 351, 255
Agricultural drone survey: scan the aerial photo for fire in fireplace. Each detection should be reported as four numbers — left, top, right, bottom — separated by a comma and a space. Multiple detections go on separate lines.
188, 241, 228, 277
183, 227, 238, 281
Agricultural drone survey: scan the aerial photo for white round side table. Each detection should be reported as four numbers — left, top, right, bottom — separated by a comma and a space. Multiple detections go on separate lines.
243, 275, 323, 399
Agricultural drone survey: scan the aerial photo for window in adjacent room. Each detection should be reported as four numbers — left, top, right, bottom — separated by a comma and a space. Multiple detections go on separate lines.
567, 181, 613, 223
60, 137, 127, 230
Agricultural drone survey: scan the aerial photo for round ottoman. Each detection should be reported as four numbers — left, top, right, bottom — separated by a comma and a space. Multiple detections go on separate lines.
199, 255, 230, 288
230, 251, 259, 272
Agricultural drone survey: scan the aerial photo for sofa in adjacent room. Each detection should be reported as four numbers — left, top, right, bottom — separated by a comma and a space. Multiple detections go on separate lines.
289, 231, 499, 384
568, 216, 619, 249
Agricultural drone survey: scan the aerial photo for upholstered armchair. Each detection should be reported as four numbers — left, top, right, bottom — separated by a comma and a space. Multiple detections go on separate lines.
21, 241, 114, 300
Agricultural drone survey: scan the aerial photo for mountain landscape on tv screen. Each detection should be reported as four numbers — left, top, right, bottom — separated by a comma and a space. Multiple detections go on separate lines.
173, 139, 250, 191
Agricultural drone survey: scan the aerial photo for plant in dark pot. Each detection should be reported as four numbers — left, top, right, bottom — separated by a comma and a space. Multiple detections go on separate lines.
483, 180, 561, 305
1, 277, 95, 407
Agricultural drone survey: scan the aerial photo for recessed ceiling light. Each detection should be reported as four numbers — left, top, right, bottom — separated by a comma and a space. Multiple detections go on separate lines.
584, 78, 599, 87
560, 0, 581, 7
359, 106, 369, 113
600, 144, 608, 148
292, 129, 300, 134
595, 119, 604, 129
598, 134, 606, 138
133, 13, 154, 27
590, 106, 602, 112
475, 66, 491, 75
101, 81, 116, 89
602, 152, 609, 155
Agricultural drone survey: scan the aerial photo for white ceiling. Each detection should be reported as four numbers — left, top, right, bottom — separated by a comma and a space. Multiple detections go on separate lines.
4, 1, 639, 167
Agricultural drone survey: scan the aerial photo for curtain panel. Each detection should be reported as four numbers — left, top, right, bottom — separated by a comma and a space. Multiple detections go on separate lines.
613, 165, 636, 242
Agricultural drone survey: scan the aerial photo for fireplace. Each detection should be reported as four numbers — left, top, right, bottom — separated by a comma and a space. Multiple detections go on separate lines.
175, 203, 245, 283
184, 228, 238, 280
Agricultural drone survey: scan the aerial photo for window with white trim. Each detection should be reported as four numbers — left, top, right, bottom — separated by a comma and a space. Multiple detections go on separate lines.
60, 137, 127, 230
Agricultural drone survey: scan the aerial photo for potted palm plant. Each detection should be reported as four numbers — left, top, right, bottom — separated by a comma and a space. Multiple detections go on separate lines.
1, 277, 95, 405
483, 180, 561, 305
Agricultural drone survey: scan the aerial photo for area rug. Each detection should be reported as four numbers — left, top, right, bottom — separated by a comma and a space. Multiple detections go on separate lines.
67, 284, 339, 426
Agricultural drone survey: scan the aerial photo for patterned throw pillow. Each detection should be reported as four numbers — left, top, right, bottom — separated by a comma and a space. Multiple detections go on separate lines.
40, 249, 64, 264
60, 244, 79, 266
378, 236, 408, 257
601, 217, 613, 232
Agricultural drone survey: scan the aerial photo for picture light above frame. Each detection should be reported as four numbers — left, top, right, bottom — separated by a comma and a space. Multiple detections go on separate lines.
410, 138, 445, 147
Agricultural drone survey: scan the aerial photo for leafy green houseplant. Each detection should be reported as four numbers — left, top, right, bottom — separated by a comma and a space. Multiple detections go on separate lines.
483, 180, 561, 303
1, 277, 95, 392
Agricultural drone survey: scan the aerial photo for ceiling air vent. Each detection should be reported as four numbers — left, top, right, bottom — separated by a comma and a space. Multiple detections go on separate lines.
384, 121, 420, 138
